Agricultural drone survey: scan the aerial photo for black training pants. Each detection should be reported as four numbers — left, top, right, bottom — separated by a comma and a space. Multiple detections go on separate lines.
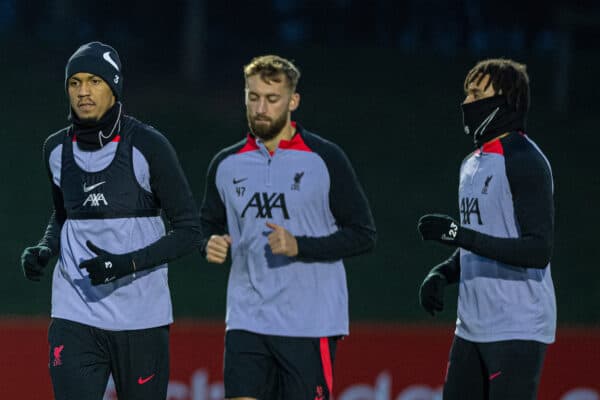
443, 335, 547, 400
48, 318, 170, 400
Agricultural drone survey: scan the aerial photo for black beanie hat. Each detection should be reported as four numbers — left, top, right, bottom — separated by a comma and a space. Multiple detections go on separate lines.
65, 41, 123, 99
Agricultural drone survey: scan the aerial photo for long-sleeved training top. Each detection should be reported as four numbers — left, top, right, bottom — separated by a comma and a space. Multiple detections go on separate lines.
39, 114, 202, 330
200, 123, 376, 337
436, 131, 556, 344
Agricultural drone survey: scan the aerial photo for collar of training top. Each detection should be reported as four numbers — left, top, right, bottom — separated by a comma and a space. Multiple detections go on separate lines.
239, 122, 312, 154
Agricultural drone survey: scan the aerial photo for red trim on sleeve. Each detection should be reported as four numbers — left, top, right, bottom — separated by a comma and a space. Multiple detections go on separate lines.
319, 337, 334, 395
236, 134, 260, 154
482, 138, 504, 155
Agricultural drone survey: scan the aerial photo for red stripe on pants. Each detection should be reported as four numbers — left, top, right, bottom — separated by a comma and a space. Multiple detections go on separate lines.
319, 337, 333, 395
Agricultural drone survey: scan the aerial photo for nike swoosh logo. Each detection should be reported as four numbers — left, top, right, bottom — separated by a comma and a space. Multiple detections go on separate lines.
137, 374, 155, 385
233, 177, 248, 185
103, 51, 120, 71
473, 107, 499, 139
489, 371, 502, 381
83, 181, 106, 193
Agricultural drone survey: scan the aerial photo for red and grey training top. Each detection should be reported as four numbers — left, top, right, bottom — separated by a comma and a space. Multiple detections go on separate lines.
39, 115, 202, 330
440, 131, 556, 344
200, 123, 376, 337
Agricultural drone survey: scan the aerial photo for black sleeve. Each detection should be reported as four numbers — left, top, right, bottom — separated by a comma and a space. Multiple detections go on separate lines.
37, 134, 67, 256
198, 148, 235, 256
295, 135, 376, 261
128, 127, 203, 268
37, 186, 66, 255
429, 249, 461, 284
458, 134, 554, 269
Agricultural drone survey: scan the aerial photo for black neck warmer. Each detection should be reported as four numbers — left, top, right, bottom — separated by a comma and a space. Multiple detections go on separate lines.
70, 102, 123, 151
461, 95, 526, 147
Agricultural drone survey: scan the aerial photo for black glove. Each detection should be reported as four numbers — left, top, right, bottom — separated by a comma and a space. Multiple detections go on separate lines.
20, 245, 53, 281
419, 272, 447, 316
79, 241, 135, 286
417, 214, 461, 245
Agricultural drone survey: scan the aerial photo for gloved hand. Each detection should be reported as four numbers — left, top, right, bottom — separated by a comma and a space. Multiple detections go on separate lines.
419, 272, 447, 316
417, 214, 461, 245
79, 241, 135, 286
21, 245, 53, 281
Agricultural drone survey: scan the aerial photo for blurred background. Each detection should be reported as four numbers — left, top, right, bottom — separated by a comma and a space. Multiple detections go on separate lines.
1, 1, 599, 399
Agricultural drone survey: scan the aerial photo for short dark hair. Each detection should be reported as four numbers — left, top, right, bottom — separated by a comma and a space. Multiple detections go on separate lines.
464, 58, 530, 113
244, 55, 300, 90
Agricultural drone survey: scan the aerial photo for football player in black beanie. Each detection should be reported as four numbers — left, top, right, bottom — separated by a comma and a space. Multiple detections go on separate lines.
20, 41, 203, 400
416, 59, 555, 399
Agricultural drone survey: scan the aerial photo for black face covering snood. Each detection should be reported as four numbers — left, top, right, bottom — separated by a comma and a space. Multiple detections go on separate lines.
461, 95, 526, 147
70, 102, 122, 151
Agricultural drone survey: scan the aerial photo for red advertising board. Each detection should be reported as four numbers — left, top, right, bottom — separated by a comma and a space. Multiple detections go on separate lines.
1, 318, 599, 399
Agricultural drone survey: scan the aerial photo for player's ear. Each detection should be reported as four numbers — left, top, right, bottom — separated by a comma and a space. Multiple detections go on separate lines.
289, 93, 300, 112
